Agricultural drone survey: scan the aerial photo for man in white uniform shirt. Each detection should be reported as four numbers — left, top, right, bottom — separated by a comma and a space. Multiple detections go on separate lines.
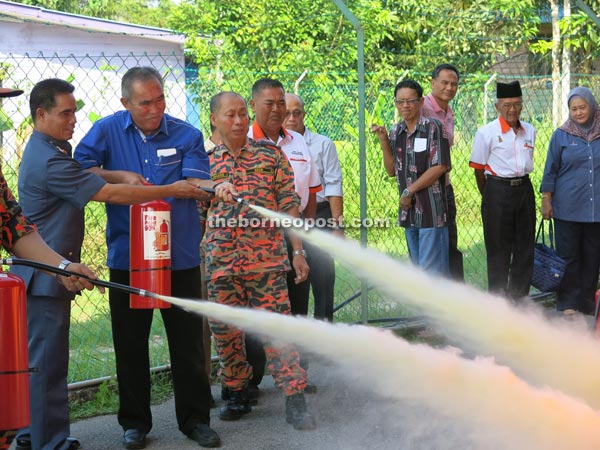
284, 93, 343, 323
469, 81, 536, 300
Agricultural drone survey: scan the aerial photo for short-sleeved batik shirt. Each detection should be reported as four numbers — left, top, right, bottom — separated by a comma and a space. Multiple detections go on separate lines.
202, 138, 300, 280
389, 115, 451, 228
0, 171, 36, 251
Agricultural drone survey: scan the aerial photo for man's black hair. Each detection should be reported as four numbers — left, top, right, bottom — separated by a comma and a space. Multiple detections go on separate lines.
30, 78, 74, 123
431, 63, 460, 81
394, 79, 423, 98
251, 78, 284, 98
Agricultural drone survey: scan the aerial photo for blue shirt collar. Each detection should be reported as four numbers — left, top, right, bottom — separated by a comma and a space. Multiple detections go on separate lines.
32, 129, 72, 155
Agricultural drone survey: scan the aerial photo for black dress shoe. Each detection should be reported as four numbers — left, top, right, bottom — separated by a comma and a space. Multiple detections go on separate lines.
186, 423, 221, 448
122, 429, 147, 449
16, 437, 80, 450
66, 438, 81, 450
15, 438, 31, 450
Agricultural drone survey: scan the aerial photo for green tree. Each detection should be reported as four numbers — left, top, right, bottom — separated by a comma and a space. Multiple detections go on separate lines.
531, 0, 600, 74
169, 0, 541, 82
168, 0, 405, 82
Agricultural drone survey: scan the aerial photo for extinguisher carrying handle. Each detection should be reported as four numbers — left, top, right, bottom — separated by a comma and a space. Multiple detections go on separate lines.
0, 257, 163, 300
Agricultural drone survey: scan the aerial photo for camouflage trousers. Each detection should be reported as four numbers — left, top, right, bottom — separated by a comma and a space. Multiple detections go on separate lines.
207, 271, 307, 396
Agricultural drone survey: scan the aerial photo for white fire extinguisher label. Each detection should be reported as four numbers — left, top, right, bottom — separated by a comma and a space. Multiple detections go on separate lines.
143, 211, 171, 260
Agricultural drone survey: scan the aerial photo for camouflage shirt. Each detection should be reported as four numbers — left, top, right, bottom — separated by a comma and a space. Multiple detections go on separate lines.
0, 170, 36, 252
202, 138, 300, 280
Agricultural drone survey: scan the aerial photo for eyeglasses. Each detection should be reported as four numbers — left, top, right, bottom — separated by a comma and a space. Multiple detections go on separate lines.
394, 98, 420, 106
285, 110, 304, 118
499, 102, 523, 110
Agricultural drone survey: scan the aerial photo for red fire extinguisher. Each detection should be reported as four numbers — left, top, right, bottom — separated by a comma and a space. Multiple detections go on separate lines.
130, 200, 171, 309
0, 271, 30, 430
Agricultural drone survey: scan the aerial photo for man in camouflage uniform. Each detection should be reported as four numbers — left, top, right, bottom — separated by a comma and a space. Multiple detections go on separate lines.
202, 91, 316, 430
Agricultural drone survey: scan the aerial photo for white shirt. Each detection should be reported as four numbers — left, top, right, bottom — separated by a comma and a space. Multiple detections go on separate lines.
302, 127, 343, 203
470, 116, 536, 177
249, 123, 321, 213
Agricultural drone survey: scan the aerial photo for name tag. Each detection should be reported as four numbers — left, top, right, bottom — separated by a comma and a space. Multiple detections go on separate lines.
157, 148, 177, 157
247, 168, 275, 175
414, 138, 427, 153
212, 173, 229, 182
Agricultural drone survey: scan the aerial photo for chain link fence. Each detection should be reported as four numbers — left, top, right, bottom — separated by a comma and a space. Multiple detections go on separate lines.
0, 45, 595, 383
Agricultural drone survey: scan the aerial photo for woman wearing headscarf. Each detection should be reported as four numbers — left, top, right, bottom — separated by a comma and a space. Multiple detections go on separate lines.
540, 86, 600, 315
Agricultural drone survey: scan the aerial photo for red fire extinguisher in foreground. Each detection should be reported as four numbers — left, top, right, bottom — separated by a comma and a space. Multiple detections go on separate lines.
130, 200, 172, 309
0, 271, 30, 431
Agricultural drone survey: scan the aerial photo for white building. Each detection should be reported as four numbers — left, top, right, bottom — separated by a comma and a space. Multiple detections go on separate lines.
0, 0, 188, 166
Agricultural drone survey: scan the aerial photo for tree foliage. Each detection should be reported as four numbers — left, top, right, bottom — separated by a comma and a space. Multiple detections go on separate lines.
530, 0, 600, 73
14, 0, 554, 79
168, 0, 541, 84
168, 0, 387, 75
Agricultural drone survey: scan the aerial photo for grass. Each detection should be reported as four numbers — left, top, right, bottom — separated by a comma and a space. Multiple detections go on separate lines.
70, 370, 175, 421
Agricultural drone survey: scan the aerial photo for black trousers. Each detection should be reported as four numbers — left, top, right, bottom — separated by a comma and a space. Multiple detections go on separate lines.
481, 177, 535, 299
306, 202, 336, 321
246, 235, 311, 384
446, 184, 464, 282
109, 267, 211, 434
554, 219, 600, 314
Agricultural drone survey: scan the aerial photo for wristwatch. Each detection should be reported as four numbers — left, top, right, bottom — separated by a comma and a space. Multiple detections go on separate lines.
401, 188, 411, 198
292, 249, 307, 258
56, 259, 72, 280
58, 259, 72, 270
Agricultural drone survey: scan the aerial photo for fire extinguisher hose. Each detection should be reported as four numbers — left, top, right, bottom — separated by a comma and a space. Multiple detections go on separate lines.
0, 257, 162, 300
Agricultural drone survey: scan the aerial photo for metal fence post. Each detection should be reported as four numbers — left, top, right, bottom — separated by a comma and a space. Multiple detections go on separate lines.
329, 0, 368, 324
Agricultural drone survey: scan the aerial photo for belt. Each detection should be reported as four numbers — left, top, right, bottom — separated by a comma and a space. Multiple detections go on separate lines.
486, 174, 529, 187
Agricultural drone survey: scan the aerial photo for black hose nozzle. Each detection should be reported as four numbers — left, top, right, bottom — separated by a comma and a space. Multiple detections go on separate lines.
0, 257, 161, 299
